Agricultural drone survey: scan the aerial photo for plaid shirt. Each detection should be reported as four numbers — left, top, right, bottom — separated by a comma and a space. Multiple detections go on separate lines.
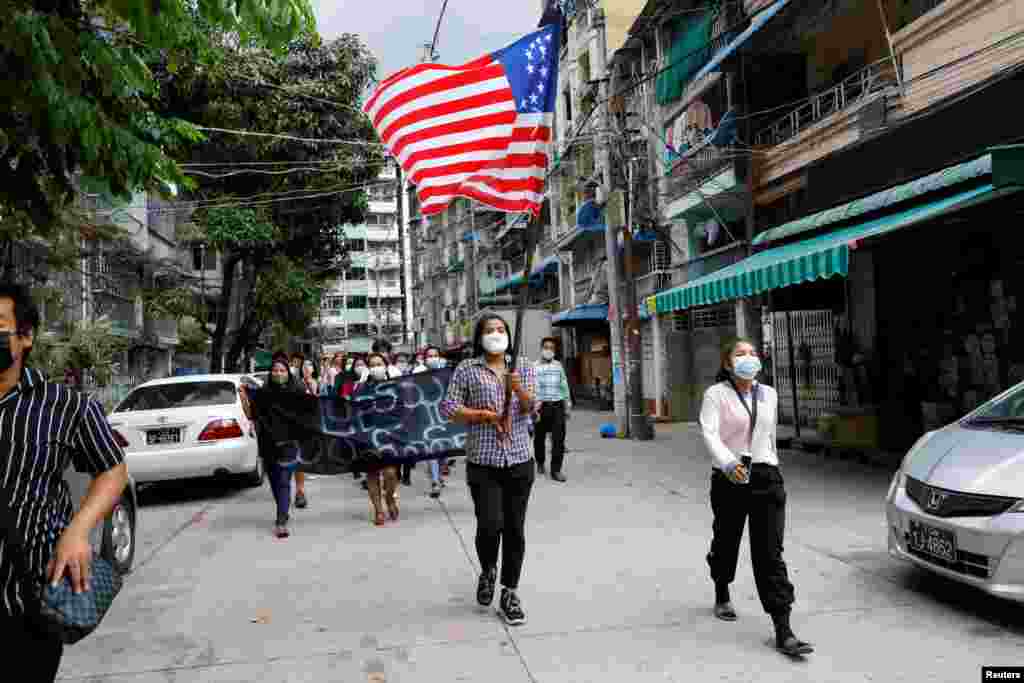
440, 357, 537, 468
533, 359, 570, 404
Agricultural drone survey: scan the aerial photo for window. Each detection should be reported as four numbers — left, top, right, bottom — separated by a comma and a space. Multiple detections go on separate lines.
347, 296, 368, 309
346, 267, 366, 280
345, 239, 365, 252
115, 382, 237, 412
348, 324, 369, 336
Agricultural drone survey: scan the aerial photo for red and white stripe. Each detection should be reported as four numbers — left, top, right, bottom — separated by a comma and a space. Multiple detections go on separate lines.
364, 57, 551, 216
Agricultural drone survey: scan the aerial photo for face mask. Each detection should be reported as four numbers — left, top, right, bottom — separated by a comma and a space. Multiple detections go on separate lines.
0, 332, 14, 373
482, 332, 509, 354
732, 356, 762, 381
354, 365, 368, 378
426, 358, 444, 369
369, 366, 388, 380
541, 349, 555, 361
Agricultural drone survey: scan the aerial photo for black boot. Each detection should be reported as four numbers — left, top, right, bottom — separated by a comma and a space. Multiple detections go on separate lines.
713, 582, 736, 621
772, 611, 813, 655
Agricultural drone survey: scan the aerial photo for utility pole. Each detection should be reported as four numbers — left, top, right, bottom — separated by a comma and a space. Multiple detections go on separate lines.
467, 203, 478, 319
595, 9, 628, 435
623, 158, 653, 439
396, 164, 409, 346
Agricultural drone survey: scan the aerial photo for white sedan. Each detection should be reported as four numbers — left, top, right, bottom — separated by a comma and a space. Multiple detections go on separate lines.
108, 374, 264, 486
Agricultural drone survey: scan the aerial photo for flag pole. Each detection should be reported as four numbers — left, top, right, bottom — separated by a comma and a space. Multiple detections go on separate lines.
504, 213, 539, 424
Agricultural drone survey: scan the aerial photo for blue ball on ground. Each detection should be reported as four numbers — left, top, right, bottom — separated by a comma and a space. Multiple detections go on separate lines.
599, 423, 617, 438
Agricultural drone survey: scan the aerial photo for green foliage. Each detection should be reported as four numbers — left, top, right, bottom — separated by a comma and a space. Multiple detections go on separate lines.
254, 254, 324, 336
176, 316, 209, 355
143, 285, 200, 323
32, 320, 128, 387
202, 207, 279, 248
0, 0, 315, 243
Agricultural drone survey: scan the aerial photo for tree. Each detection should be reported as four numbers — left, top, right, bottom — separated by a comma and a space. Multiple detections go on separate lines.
150, 32, 382, 371
0, 0, 316, 264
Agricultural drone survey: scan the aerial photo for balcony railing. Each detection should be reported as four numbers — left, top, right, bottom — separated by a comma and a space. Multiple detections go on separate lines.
754, 57, 899, 147
671, 241, 747, 286
661, 145, 736, 204
635, 270, 673, 299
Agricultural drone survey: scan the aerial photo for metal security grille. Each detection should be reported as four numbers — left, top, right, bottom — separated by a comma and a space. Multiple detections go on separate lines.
769, 310, 840, 427
692, 305, 735, 330
672, 310, 689, 332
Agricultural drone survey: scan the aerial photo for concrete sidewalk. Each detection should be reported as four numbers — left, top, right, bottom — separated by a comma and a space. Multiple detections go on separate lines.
59, 411, 1022, 682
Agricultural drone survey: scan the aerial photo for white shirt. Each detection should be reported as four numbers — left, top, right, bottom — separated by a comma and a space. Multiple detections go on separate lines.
699, 381, 779, 471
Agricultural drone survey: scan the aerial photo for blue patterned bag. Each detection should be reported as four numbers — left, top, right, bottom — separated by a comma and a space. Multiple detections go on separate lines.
2, 503, 123, 645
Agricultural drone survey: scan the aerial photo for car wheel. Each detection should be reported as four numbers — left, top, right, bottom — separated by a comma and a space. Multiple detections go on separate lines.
101, 493, 136, 574
243, 457, 265, 487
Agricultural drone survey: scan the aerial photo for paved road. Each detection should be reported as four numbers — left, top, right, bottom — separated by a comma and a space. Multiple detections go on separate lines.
59, 413, 1023, 682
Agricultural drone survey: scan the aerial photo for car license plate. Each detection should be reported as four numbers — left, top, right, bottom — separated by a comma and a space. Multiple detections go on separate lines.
908, 520, 957, 563
146, 428, 181, 445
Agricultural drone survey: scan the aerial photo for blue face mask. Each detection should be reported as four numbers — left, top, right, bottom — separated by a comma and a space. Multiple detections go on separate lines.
732, 356, 762, 381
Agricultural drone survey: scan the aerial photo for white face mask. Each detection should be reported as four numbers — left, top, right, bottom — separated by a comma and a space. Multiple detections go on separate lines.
540, 349, 555, 361
369, 366, 388, 381
426, 357, 445, 369
354, 365, 368, 379
732, 355, 762, 381
482, 332, 509, 354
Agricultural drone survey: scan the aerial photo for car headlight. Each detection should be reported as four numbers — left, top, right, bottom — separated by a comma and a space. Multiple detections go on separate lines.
887, 430, 936, 500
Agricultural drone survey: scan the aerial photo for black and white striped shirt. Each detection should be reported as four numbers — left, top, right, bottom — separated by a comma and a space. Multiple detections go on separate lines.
0, 367, 125, 616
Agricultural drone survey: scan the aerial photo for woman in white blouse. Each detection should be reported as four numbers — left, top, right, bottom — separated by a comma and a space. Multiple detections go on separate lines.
699, 338, 813, 657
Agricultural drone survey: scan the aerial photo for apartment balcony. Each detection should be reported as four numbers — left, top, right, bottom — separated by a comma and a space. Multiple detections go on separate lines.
660, 145, 736, 211
670, 242, 747, 287
754, 57, 899, 148
367, 199, 396, 214
365, 225, 398, 242
319, 308, 371, 325
635, 270, 673, 300
326, 280, 370, 296
752, 57, 900, 187
365, 252, 401, 270
368, 282, 402, 298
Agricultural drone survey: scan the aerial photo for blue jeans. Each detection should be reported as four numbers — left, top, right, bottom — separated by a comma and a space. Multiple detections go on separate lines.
429, 458, 441, 483
267, 461, 293, 524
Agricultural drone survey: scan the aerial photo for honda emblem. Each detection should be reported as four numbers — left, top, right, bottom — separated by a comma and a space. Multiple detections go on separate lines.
926, 489, 946, 512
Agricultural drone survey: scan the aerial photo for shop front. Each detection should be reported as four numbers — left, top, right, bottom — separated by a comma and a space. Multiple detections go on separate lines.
651, 145, 1024, 449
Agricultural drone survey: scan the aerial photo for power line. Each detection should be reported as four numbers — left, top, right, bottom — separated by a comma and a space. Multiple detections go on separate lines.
193, 125, 386, 147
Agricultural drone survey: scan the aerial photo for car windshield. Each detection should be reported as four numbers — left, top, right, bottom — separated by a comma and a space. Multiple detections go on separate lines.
966, 382, 1024, 423
115, 382, 237, 412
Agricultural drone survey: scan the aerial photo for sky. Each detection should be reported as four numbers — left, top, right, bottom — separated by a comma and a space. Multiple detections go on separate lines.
311, 0, 542, 82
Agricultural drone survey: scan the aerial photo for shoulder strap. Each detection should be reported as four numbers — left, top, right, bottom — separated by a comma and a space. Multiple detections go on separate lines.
725, 379, 757, 450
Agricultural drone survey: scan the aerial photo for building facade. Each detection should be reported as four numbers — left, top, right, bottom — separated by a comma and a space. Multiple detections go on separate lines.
314, 160, 412, 354
607, 0, 1024, 456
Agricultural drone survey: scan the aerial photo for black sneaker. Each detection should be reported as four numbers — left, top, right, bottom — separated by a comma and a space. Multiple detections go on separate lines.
536, 461, 546, 475
294, 492, 308, 509
499, 588, 526, 626
477, 567, 497, 606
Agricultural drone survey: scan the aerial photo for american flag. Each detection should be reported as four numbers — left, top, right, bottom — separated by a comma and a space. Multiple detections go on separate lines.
363, 24, 560, 217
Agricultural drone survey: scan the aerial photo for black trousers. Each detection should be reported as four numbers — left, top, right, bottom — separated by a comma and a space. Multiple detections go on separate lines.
533, 401, 567, 473
707, 465, 795, 616
467, 460, 535, 589
0, 615, 63, 682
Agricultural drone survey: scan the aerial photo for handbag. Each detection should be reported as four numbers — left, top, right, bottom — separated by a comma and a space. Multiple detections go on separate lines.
0, 499, 123, 645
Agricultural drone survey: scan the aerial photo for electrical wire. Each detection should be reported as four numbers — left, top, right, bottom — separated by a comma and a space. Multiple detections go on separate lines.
183, 166, 359, 179
193, 125, 386, 147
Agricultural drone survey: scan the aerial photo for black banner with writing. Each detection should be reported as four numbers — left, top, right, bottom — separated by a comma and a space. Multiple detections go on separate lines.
247, 368, 466, 473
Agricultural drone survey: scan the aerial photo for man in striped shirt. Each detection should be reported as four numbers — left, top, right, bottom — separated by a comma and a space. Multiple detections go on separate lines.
0, 283, 128, 680
532, 337, 571, 481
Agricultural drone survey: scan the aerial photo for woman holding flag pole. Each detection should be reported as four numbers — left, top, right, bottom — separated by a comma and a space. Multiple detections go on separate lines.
365, 17, 558, 623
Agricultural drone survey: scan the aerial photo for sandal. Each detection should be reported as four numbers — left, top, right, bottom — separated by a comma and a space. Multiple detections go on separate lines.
374, 511, 387, 526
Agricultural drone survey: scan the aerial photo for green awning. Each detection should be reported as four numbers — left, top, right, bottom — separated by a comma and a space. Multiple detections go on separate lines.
753, 154, 992, 245
655, 183, 1000, 314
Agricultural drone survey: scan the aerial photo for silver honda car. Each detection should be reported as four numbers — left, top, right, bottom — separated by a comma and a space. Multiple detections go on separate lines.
887, 381, 1024, 603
